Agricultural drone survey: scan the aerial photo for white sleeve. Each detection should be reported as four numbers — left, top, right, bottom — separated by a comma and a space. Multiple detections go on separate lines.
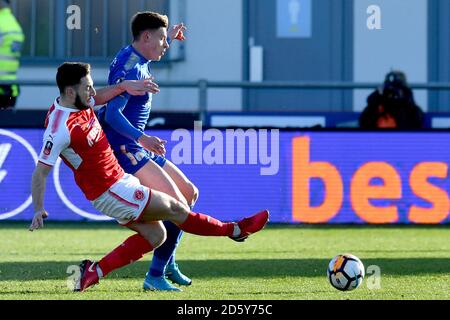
38, 126, 70, 167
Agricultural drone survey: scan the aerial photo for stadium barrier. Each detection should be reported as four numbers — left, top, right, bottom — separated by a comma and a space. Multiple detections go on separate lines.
4, 109, 450, 130
1, 128, 450, 224
2, 79, 450, 119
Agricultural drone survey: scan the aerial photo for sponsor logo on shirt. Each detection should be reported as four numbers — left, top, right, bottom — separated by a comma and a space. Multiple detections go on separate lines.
86, 124, 101, 147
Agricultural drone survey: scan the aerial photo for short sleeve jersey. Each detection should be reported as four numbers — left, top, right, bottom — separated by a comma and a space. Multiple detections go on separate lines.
38, 98, 125, 200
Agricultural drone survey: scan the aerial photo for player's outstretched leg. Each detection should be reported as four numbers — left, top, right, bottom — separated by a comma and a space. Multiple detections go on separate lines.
76, 222, 165, 292
77, 191, 269, 292
140, 189, 270, 240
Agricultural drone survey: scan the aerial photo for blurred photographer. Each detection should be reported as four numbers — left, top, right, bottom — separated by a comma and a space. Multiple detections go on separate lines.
359, 71, 425, 129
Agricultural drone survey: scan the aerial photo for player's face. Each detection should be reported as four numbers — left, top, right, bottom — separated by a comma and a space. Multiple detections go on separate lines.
74, 75, 96, 110
146, 27, 170, 61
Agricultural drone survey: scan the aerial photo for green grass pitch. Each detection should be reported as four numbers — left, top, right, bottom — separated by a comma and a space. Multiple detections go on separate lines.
1, 222, 450, 300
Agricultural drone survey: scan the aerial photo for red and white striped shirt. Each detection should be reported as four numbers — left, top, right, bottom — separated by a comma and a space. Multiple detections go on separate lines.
38, 98, 124, 200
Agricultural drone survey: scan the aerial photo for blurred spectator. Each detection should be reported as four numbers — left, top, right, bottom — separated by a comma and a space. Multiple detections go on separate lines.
359, 71, 425, 129
0, 0, 24, 110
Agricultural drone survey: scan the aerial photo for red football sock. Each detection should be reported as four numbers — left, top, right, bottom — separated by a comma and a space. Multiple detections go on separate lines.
98, 234, 153, 277
178, 212, 235, 236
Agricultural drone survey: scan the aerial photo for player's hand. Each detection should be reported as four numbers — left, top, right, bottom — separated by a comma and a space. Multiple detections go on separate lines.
29, 210, 49, 232
138, 135, 167, 156
169, 23, 187, 42
122, 79, 160, 96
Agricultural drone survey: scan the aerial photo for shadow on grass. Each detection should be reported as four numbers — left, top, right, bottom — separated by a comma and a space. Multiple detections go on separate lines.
1, 258, 450, 282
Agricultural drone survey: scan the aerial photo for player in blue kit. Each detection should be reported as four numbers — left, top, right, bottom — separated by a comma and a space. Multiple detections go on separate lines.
97, 12, 195, 291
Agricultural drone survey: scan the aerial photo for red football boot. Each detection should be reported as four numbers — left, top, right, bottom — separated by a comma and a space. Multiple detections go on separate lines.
75, 260, 99, 292
230, 210, 269, 242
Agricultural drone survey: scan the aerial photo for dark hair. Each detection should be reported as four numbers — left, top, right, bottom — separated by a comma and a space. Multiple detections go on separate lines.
131, 11, 169, 41
56, 62, 91, 94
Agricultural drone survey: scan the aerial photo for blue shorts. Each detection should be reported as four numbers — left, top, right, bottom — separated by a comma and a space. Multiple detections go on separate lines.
114, 144, 167, 175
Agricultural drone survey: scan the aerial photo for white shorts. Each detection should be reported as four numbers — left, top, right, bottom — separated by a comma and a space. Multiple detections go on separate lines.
91, 174, 151, 226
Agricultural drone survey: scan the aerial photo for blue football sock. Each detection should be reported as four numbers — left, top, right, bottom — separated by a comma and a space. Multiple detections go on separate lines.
149, 221, 183, 277
168, 227, 184, 266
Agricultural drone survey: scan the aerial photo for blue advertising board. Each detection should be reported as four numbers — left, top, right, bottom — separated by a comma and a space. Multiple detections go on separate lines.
1, 128, 449, 224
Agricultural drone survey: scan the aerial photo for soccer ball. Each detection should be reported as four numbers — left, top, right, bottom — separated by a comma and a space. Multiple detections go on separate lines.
327, 254, 365, 291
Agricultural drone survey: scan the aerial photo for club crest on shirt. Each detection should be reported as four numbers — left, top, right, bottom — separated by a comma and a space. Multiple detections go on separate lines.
134, 189, 145, 201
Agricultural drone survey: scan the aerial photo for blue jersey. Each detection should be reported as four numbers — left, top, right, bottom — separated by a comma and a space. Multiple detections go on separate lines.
98, 45, 152, 148
98, 45, 166, 174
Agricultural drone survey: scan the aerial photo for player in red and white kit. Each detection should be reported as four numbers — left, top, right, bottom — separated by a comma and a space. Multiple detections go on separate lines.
30, 62, 269, 292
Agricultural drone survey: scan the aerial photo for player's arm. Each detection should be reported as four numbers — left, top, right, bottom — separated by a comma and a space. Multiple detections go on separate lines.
29, 162, 51, 231
105, 96, 167, 155
104, 95, 143, 140
104, 68, 146, 141
30, 126, 69, 231
94, 80, 159, 106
